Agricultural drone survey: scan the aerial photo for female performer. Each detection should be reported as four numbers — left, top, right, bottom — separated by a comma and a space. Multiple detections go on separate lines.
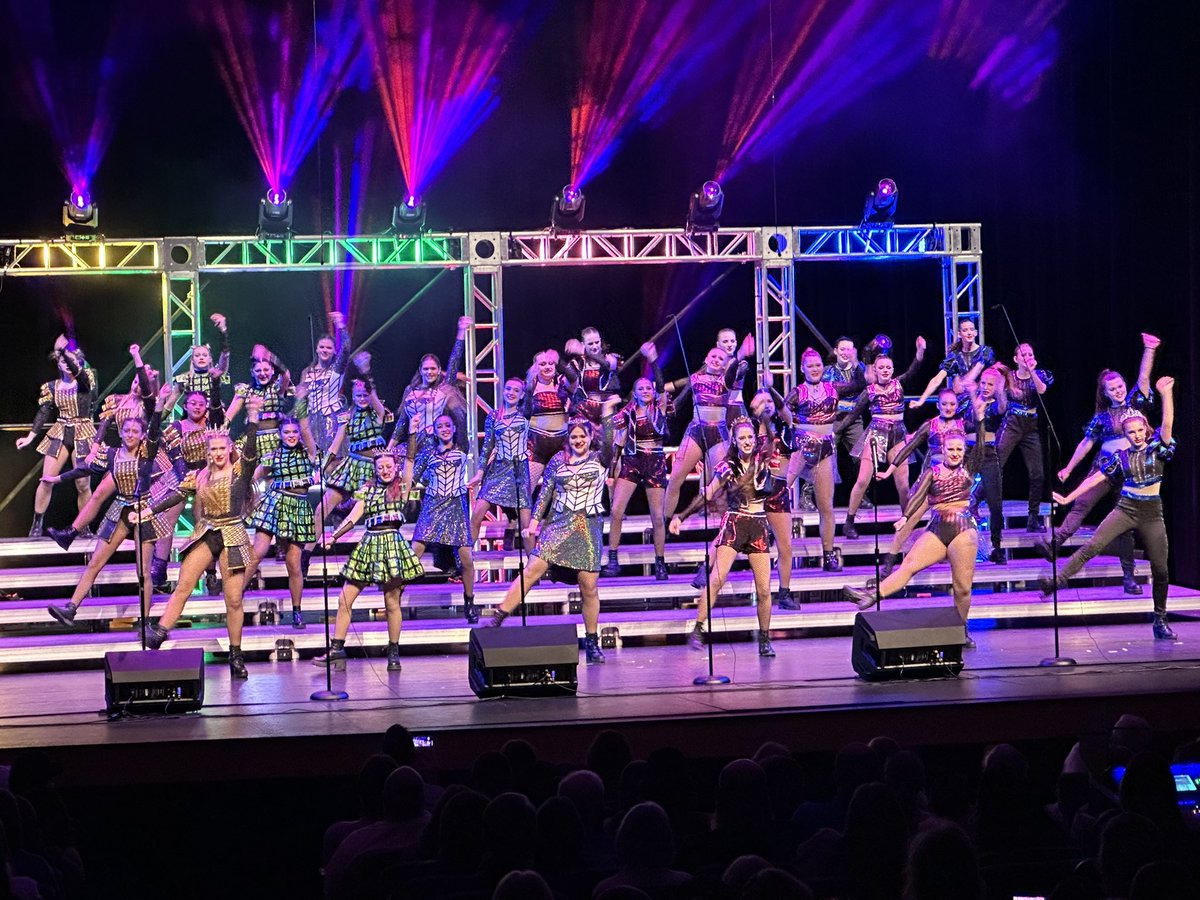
409, 415, 481, 623
564, 326, 621, 425
669, 413, 779, 658
44, 384, 171, 628
874, 388, 965, 576
15, 335, 98, 537
313, 452, 424, 672
716, 329, 755, 425
149, 389, 213, 592
143, 399, 263, 679
1045, 377, 1176, 640
602, 343, 671, 580
167, 313, 230, 425
485, 403, 620, 665
471, 377, 532, 552
997, 344, 1053, 532
297, 311, 350, 454
661, 345, 744, 522
309, 359, 392, 569
833, 337, 927, 539
910, 318, 995, 406
1047, 333, 1160, 595
225, 345, 293, 459
390, 316, 469, 479
525, 348, 580, 490
845, 397, 989, 649
243, 416, 318, 629
781, 347, 859, 572
821, 337, 870, 511
963, 365, 1009, 564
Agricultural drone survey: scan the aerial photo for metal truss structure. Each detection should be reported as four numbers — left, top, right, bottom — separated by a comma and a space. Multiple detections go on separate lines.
1, 223, 983, 462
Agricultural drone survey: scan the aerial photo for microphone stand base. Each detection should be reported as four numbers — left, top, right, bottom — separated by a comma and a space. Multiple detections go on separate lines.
693, 674, 731, 686
310, 689, 350, 701
1038, 657, 1077, 668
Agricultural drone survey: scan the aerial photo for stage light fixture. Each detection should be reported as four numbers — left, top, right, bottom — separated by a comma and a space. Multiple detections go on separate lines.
62, 190, 99, 232
550, 183, 585, 231
685, 180, 724, 235
859, 178, 898, 230
257, 187, 294, 237
391, 194, 427, 234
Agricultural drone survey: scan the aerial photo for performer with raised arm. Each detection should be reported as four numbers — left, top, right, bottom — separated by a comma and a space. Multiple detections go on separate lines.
167, 313, 230, 425
44, 382, 171, 629
313, 452, 424, 672
845, 392, 991, 649
142, 398, 263, 679
874, 388, 965, 576
485, 400, 620, 665
833, 337, 927, 539
225, 344, 294, 458
15, 335, 98, 537
963, 365, 1009, 564
1043, 333, 1160, 595
716, 329, 755, 426
751, 388, 801, 608
297, 310, 351, 454
910, 318, 995, 407
243, 415, 318, 629
997, 343, 1053, 532
308, 357, 392, 572
472, 377, 532, 553
564, 326, 621, 425
602, 343, 672, 580
670, 411, 780, 658
821, 336, 870, 512
149, 389, 213, 592
389, 316, 470, 481
1045, 376, 1177, 640
524, 348, 580, 489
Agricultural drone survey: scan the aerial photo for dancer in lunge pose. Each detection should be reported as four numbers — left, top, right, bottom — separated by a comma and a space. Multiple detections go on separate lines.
149, 389, 213, 592
963, 365, 1008, 564
486, 402, 620, 664
564, 326, 621, 425
833, 337, 927, 539
389, 316, 470, 478
1045, 376, 1176, 640
142, 399, 263, 679
780, 347, 860, 573
845, 394, 990, 649
1046, 333, 1160, 595
313, 452, 423, 672
874, 388, 965, 576
752, 389, 801, 609
821, 337, 870, 513
44, 383, 171, 628
166, 314, 230, 425
243, 416, 318, 629
716, 329, 755, 425
997, 344, 1053, 533
225, 345, 293, 459
602, 344, 671, 580
910, 318, 995, 406
16, 335, 98, 537
670, 413, 779, 658
472, 378, 532, 552
525, 348, 580, 490
409, 415, 481, 623
297, 310, 350, 454
309, 359, 391, 569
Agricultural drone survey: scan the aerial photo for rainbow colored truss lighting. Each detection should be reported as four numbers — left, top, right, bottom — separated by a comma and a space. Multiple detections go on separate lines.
200, 0, 363, 196
361, 0, 526, 202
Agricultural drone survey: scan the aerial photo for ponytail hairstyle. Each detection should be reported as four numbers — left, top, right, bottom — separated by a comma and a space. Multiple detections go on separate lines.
980, 364, 1011, 416
1094, 369, 1127, 413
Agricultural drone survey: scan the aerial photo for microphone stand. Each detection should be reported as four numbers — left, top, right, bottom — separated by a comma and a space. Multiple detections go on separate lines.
871, 440, 882, 608
311, 316, 349, 700
514, 454, 529, 627
672, 317, 730, 686
991, 303, 1074, 667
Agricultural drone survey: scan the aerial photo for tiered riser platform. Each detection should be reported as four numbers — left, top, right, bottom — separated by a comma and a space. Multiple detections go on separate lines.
1, 502, 1191, 668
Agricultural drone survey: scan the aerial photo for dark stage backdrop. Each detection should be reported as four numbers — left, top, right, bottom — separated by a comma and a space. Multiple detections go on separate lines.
0, 2, 1196, 584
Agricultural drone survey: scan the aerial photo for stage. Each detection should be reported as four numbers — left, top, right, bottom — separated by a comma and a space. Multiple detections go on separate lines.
2, 616, 1197, 788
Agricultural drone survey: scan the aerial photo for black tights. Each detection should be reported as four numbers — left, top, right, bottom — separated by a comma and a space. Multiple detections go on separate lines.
1060, 497, 1168, 613
969, 444, 1003, 551
998, 415, 1044, 519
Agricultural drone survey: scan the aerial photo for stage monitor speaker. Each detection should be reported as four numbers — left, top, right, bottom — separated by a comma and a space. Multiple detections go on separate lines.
469, 624, 578, 698
104, 648, 205, 715
852, 607, 965, 681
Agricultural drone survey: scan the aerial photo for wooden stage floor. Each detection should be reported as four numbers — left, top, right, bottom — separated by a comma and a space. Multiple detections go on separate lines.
2, 616, 1198, 785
